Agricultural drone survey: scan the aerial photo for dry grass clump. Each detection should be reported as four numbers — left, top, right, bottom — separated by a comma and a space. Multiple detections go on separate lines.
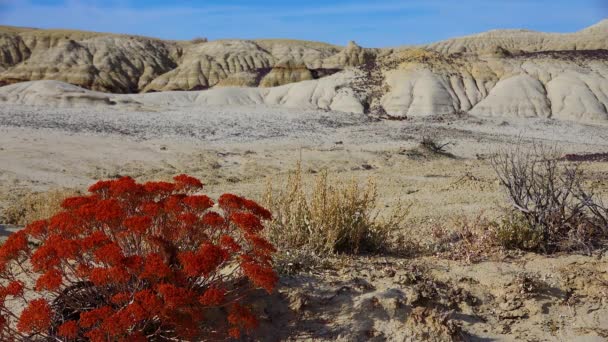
491, 143, 608, 253
430, 215, 505, 263
263, 163, 408, 256
2, 188, 79, 225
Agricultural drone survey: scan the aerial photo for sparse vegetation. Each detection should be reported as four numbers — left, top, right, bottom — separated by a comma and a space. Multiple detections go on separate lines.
263, 163, 408, 256
190, 37, 208, 44
2, 189, 79, 225
420, 135, 453, 155
431, 215, 504, 263
491, 211, 544, 251
490, 143, 608, 253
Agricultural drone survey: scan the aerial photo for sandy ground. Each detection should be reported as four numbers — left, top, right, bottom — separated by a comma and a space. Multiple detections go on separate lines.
1, 103, 608, 341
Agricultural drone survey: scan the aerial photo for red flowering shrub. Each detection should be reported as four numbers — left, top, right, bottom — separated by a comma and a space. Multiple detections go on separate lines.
0, 175, 277, 340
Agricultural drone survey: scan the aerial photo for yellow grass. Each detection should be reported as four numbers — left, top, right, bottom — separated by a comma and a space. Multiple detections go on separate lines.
2, 189, 78, 226
263, 163, 408, 255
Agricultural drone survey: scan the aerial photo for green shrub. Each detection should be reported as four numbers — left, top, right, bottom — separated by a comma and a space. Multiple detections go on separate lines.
491, 212, 544, 251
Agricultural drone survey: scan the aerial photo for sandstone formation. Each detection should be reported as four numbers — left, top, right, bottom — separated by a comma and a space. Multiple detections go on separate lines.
375, 49, 608, 121
0, 71, 364, 113
0, 20, 607, 122
425, 19, 608, 55
259, 60, 313, 87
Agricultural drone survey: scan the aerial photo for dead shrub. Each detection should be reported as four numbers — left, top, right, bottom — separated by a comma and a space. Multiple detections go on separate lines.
490, 143, 608, 253
420, 135, 452, 155
263, 163, 408, 256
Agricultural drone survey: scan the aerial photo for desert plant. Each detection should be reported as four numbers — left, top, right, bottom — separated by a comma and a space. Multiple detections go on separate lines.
431, 215, 504, 263
490, 143, 608, 252
0, 175, 277, 340
491, 211, 544, 251
420, 135, 452, 154
263, 163, 407, 255
190, 37, 208, 44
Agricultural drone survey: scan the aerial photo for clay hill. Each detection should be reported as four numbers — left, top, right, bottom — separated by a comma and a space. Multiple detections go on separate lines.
0, 20, 607, 121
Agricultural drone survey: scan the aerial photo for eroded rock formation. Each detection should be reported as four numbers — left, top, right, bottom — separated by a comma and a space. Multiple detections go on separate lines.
1, 20, 607, 122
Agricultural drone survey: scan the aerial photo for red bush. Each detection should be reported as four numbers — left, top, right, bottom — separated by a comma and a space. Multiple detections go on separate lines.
0, 175, 277, 340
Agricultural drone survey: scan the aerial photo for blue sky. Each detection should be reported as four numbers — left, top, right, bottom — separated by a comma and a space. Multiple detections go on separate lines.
0, 0, 606, 47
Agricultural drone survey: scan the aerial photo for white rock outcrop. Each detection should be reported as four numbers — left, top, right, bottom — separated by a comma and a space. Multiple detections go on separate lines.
0, 71, 365, 114
0, 20, 607, 123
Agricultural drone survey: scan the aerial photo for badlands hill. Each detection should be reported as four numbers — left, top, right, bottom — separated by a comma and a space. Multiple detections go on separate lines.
0, 20, 607, 121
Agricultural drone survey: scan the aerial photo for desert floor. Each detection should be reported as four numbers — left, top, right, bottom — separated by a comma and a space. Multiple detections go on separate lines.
1, 104, 608, 341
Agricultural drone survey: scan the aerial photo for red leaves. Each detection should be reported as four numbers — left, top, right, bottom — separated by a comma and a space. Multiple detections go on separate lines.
230, 212, 263, 234
57, 320, 79, 339
80, 231, 111, 251
94, 199, 124, 222
241, 262, 278, 293
111, 292, 131, 305
173, 174, 204, 190
79, 306, 113, 328
178, 243, 226, 278
178, 212, 198, 226
198, 243, 228, 275
3, 281, 24, 297
35, 269, 62, 291
61, 196, 95, 210
89, 267, 130, 286
88, 180, 112, 193
228, 304, 258, 337
177, 251, 202, 278
139, 253, 171, 280
246, 234, 277, 256
219, 193, 272, 219
220, 235, 241, 252
17, 299, 52, 333
0, 174, 277, 340
24, 219, 47, 238
134, 290, 162, 313
183, 195, 214, 210
199, 287, 226, 306
108, 176, 142, 197
123, 216, 152, 234
93, 242, 124, 265
0, 231, 28, 261
30, 242, 60, 272
202, 211, 226, 228
48, 212, 82, 235
218, 193, 243, 211
242, 198, 272, 220
143, 181, 175, 194
156, 283, 193, 309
